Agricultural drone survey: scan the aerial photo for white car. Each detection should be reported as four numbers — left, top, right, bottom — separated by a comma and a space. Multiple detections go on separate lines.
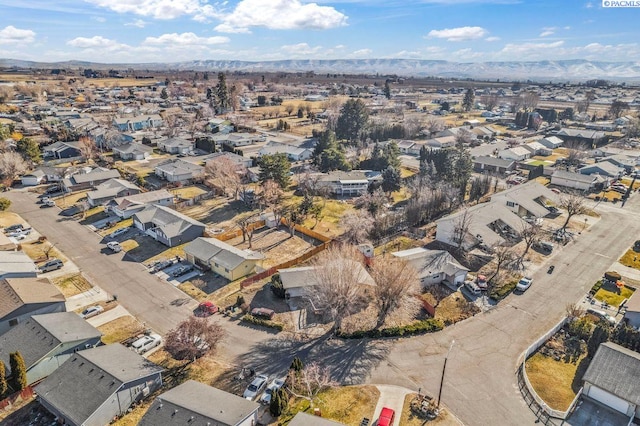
106, 241, 122, 252
260, 378, 286, 405
131, 333, 162, 354
80, 305, 104, 319
516, 277, 533, 292
243, 374, 269, 400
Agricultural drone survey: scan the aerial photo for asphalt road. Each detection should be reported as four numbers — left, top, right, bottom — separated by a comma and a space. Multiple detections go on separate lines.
8, 188, 640, 426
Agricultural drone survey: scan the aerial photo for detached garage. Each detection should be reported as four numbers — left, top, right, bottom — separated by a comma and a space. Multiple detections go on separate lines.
582, 342, 640, 420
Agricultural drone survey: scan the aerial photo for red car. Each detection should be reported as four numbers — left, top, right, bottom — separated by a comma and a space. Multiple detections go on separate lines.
378, 407, 395, 426
194, 301, 218, 317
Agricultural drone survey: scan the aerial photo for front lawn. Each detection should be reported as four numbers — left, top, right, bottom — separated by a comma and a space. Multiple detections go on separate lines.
620, 249, 640, 270
53, 190, 88, 209
172, 185, 208, 199
52, 273, 93, 297
593, 281, 635, 307
97, 315, 145, 344
178, 282, 208, 301
401, 393, 459, 425
525, 352, 587, 411
280, 386, 379, 426
97, 218, 133, 237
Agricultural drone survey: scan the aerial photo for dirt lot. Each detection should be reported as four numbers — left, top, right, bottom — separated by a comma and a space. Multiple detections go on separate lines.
178, 198, 249, 229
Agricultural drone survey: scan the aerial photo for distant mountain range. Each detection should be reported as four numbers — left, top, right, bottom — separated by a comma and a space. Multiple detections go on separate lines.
2, 58, 640, 82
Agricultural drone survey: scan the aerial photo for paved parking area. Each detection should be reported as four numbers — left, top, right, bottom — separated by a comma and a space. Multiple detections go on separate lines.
564, 398, 631, 426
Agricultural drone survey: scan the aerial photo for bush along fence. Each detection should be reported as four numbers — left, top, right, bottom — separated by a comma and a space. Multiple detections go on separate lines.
241, 314, 284, 331
337, 318, 444, 339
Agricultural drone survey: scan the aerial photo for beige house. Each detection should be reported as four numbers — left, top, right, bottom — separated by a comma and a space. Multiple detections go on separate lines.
184, 238, 264, 281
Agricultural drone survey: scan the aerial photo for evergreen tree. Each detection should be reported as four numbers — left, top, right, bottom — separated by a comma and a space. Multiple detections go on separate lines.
335, 99, 369, 143
258, 153, 291, 189
314, 131, 349, 172
381, 166, 401, 193
160, 87, 168, 100
462, 88, 475, 112
9, 352, 27, 391
16, 138, 41, 163
215, 72, 229, 111
588, 323, 610, 358
384, 81, 391, 99
0, 360, 7, 398
269, 387, 288, 417
290, 357, 304, 372
383, 141, 401, 170
451, 138, 473, 198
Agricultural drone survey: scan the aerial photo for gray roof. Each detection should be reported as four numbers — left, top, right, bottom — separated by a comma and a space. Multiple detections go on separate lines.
0, 251, 38, 277
0, 277, 64, 319
139, 380, 259, 426
579, 162, 622, 177
392, 248, 468, 278
582, 342, 640, 405
278, 261, 375, 290
474, 156, 515, 168
87, 178, 139, 201
184, 237, 264, 271
111, 189, 173, 210
160, 137, 192, 148
551, 170, 596, 184
113, 142, 153, 155
289, 412, 344, 426
155, 159, 204, 176
0, 312, 101, 372
69, 169, 121, 185
557, 128, 605, 140
134, 205, 205, 239
36, 344, 163, 426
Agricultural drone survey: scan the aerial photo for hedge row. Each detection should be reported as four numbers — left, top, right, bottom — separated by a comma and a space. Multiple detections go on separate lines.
338, 318, 444, 339
590, 280, 603, 295
241, 314, 284, 331
489, 279, 519, 301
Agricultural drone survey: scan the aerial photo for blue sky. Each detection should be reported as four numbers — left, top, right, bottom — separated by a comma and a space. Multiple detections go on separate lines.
0, 0, 638, 63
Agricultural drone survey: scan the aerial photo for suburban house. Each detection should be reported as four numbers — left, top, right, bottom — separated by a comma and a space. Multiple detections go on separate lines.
86, 179, 140, 207
212, 132, 264, 147
112, 142, 153, 160
394, 140, 416, 154
139, 380, 260, 426
20, 166, 68, 186
555, 128, 606, 146
499, 146, 531, 161
623, 291, 640, 328
600, 154, 637, 173
206, 151, 253, 169
523, 141, 553, 156
258, 143, 313, 161
62, 168, 122, 192
157, 137, 193, 154
551, 170, 608, 192
133, 205, 205, 247
289, 412, 345, 426
0, 277, 66, 336
278, 262, 375, 310
0, 312, 102, 385
581, 342, 640, 420
206, 118, 233, 134
154, 159, 204, 184
106, 189, 174, 219
392, 248, 468, 287
113, 114, 163, 132
43, 141, 82, 159
425, 136, 457, 149
490, 181, 559, 218
539, 136, 564, 149
0, 251, 38, 279
184, 237, 264, 281
313, 170, 383, 197
36, 344, 163, 426
578, 162, 624, 178
473, 156, 516, 175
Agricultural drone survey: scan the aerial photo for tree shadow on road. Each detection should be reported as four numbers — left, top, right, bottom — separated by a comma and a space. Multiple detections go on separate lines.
234, 334, 391, 385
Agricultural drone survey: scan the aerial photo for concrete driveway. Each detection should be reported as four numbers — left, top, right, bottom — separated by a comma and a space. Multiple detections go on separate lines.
372, 385, 412, 426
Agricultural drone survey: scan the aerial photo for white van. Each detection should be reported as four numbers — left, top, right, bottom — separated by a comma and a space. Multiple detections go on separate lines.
131, 333, 162, 354
464, 280, 482, 295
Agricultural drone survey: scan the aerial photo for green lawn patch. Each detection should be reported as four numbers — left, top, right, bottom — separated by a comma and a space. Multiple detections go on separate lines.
620, 249, 640, 270
489, 278, 519, 301
594, 282, 635, 307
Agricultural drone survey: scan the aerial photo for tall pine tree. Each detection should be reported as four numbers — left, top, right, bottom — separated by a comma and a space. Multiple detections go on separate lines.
0, 360, 7, 398
462, 88, 475, 112
9, 352, 27, 392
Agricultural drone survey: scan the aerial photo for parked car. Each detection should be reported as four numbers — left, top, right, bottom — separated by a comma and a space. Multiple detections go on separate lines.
40, 196, 51, 204
260, 378, 286, 405
43, 199, 56, 207
243, 374, 269, 400
7, 228, 31, 237
251, 307, 275, 320
108, 226, 130, 239
130, 333, 162, 354
4, 223, 24, 233
150, 259, 174, 273
45, 185, 61, 195
106, 241, 122, 253
634, 240, 640, 251
464, 280, 482, 295
194, 301, 218, 317
611, 186, 627, 194
80, 305, 104, 319
516, 277, 533, 292
172, 264, 194, 277
475, 274, 488, 290
377, 407, 396, 426
587, 308, 617, 325
39, 258, 63, 272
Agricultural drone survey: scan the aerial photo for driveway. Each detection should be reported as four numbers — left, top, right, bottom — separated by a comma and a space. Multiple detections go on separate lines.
372, 385, 412, 426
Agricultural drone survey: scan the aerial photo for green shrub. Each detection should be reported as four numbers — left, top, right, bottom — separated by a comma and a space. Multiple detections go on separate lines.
241, 314, 284, 331
489, 279, 519, 301
589, 280, 603, 295
566, 317, 593, 340
338, 318, 444, 339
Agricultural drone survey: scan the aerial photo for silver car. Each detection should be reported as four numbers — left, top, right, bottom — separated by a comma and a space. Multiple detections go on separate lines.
243, 374, 269, 400
260, 378, 286, 405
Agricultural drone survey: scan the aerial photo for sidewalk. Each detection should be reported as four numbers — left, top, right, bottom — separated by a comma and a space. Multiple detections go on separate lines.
87, 304, 130, 327
65, 286, 110, 311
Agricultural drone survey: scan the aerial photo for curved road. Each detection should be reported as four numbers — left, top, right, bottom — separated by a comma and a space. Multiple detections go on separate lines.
7, 189, 640, 425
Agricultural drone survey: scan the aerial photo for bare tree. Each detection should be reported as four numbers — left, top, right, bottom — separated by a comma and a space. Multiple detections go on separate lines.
522, 91, 540, 112
559, 193, 587, 231
369, 254, 420, 328
487, 244, 516, 284
78, 136, 98, 163
204, 156, 245, 198
575, 100, 588, 115
340, 209, 374, 245
41, 242, 55, 259
565, 302, 586, 320
480, 93, 499, 111
424, 116, 445, 137
287, 362, 337, 408
164, 317, 225, 361
564, 141, 587, 166
517, 223, 543, 267
402, 116, 422, 139
0, 152, 28, 187
236, 212, 260, 248
306, 245, 370, 332
452, 209, 473, 252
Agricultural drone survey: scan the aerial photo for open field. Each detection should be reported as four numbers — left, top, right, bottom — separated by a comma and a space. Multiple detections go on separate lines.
52, 273, 93, 297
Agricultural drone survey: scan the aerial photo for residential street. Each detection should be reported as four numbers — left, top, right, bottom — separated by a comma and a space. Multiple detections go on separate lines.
6, 189, 640, 426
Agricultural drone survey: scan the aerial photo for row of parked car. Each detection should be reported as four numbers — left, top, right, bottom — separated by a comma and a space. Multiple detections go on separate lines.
242, 374, 286, 405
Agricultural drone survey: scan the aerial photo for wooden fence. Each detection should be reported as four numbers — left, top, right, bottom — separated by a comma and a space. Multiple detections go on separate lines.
211, 220, 267, 241
0, 386, 35, 411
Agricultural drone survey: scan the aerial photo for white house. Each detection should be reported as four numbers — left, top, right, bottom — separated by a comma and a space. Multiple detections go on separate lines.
523, 141, 552, 156
551, 170, 607, 192
539, 136, 564, 149
499, 146, 531, 161
392, 248, 468, 287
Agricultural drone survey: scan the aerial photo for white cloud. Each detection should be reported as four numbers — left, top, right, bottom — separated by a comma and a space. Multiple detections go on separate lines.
0, 26, 36, 45
539, 27, 555, 37
500, 40, 565, 58
214, 0, 347, 33
84, 0, 220, 21
485, 36, 500, 42
427, 26, 488, 41
126, 19, 147, 28
66, 36, 120, 48
91, 16, 107, 22
350, 48, 372, 57
142, 32, 229, 46
280, 43, 324, 56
